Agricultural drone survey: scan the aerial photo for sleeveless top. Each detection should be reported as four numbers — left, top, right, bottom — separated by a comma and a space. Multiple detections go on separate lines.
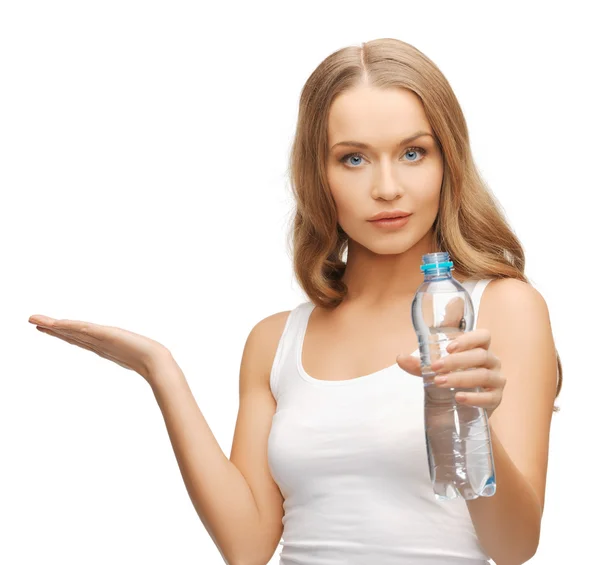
267, 279, 493, 565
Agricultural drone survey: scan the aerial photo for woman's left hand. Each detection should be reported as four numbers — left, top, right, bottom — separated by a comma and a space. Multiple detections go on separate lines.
396, 329, 506, 419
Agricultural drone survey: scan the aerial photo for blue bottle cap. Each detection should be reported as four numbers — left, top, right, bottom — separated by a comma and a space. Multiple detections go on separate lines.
420, 251, 454, 272
420, 261, 453, 272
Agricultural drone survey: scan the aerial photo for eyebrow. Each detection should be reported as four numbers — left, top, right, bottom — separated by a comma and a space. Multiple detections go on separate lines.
329, 131, 435, 151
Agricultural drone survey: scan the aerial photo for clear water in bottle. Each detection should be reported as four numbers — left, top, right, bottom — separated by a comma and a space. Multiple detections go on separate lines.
411, 251, 496, 501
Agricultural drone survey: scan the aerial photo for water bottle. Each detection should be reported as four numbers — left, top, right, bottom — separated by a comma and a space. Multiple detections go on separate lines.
411, 251, 496, 501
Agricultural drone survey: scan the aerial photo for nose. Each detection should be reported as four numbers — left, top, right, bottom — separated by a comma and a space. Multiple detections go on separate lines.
370, 157, 405, 201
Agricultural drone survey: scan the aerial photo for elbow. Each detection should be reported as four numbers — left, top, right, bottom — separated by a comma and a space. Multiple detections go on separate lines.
226, 542, 278, 565
228, 554, 270, 565
215, 540, 270, 565
489, 497, 542, 565
495, 548, 539, 565
523, 536, 541, 565
493, 531, 540, 565
208, 518, 279, 565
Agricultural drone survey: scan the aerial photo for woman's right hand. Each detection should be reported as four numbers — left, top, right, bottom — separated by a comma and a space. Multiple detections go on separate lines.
28, 314, 172, 384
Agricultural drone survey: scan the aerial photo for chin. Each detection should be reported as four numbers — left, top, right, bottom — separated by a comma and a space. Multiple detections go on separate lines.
345, 221, 436, 256
370, 242, 416, 255
351, 236, 417, 256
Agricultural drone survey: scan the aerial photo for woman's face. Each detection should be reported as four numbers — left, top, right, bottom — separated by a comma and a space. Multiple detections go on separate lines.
326, 84, 444, 255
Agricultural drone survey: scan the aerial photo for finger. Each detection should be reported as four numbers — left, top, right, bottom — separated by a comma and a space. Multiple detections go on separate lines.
53, 319, 107, 341
35, 319, 109, 350
37, 327, 107, 360
434, 368, 505, 390
36, 326, 97, 352
36, 327, 134, 371
447, 329, 491, 353
455, 389, 500, 408
30, 316, 105, 338
432, 347, 497, 372
51, 321, 151, 349
396, 354, 422, 377
37, 327, 100, 351
29, 315, 56, 326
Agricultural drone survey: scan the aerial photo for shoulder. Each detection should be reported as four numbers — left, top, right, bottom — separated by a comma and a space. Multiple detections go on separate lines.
249, 310, 293, 345
240, 310, 293, 387
485, 276, 542, 296
482, 278, 550, 325
479, 277, 556, 392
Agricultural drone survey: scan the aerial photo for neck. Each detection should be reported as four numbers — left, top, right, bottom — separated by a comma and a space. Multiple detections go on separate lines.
340, 232, 460, 308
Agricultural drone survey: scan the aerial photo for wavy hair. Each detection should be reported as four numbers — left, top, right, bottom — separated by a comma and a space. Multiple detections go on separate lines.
285, 38, 562, 411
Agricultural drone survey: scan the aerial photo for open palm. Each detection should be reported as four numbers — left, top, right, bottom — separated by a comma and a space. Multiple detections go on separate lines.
28, 315, 171, 383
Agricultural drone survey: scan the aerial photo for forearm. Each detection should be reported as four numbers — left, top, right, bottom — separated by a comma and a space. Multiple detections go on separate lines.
466, 424, 542, 565
149, 355, 265, 565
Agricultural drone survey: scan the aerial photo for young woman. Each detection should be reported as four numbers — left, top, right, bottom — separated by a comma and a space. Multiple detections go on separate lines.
28, 38, 562, 565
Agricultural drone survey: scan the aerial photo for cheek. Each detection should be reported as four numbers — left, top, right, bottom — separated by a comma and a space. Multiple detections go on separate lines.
413, 168, 443, 210
327, 170, 356, 217
330, 197, 355, 233
420, 184, 442, 210
329, 185, 363, 227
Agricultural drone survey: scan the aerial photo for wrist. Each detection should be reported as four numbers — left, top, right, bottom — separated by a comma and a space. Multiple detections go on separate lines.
146, 349, 184, 390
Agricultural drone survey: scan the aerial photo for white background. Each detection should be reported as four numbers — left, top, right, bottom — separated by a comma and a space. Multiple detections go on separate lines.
1, 1, 596, 563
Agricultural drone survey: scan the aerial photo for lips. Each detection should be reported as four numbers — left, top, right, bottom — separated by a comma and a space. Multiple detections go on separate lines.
368, 213, 412, 229
369, 211, 412, 221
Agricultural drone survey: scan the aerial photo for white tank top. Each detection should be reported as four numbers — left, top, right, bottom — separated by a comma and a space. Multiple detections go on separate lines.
267, 278, 493, 565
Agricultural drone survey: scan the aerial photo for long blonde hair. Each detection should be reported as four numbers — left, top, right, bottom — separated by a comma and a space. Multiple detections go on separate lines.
285, 38, 562, 411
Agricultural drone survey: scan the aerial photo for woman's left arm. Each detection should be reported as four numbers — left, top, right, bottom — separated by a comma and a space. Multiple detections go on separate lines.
397, 278, 559, 565
466, 421, 544, 565
454, 279, 558, 565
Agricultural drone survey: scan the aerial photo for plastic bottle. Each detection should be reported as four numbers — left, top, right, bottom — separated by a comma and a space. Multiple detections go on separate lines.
411, 251, 496, 500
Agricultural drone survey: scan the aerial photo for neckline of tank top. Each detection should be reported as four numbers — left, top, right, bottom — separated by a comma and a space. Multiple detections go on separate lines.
295, 278, 481, 387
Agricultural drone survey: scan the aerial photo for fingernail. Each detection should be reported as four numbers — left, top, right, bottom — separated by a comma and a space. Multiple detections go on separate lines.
446, 342, 457, 353
30, 315, 51, 325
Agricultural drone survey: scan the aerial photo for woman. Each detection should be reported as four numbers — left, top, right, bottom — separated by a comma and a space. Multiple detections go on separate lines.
28, 38, 562, 565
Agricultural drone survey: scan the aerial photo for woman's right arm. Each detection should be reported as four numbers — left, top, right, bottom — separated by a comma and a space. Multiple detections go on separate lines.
149, 311, 290, 565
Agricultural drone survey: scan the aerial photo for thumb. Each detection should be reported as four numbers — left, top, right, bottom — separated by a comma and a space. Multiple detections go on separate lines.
396, 353, 422, 377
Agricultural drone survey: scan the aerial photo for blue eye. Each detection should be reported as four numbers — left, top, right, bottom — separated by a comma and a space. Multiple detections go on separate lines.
339, 146, 427, 168
344, 154, 364, 167
405, 148, 423, 162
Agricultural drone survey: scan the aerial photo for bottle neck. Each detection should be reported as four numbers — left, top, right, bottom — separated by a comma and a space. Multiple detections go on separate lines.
423, 268, 453, 281
421, 252, 453, 281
